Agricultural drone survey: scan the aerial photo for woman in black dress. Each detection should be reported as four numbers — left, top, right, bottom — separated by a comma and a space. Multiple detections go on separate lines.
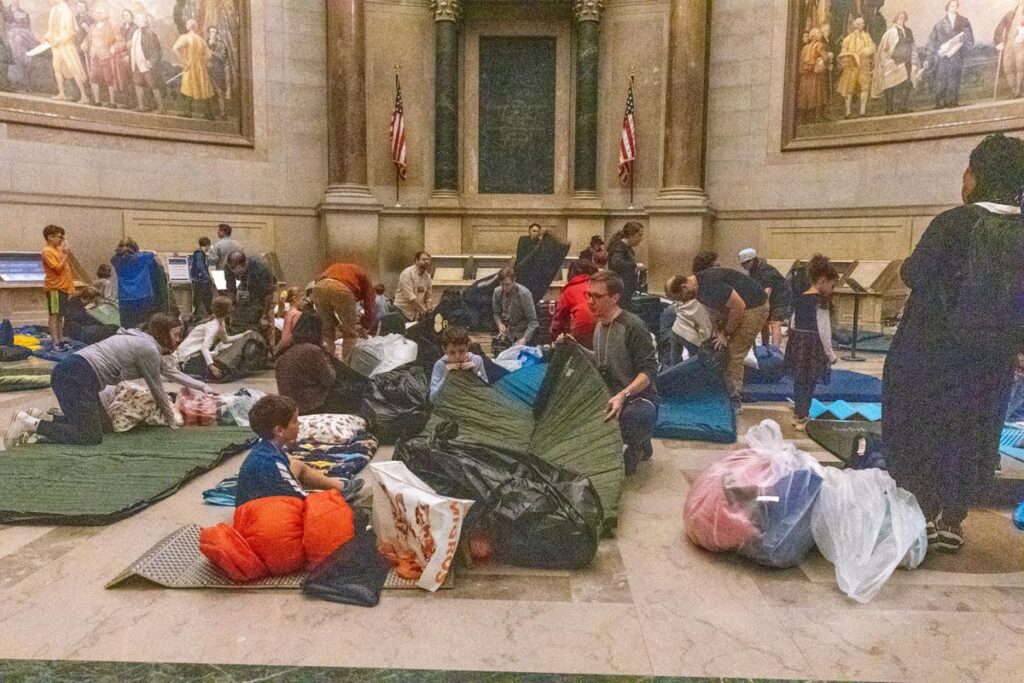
785, 255, 838, 431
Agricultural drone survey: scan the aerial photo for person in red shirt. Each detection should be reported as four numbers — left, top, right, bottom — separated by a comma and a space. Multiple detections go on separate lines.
41, 224, 76, 351
550, 259, 598, 349
310, 262, 376, 363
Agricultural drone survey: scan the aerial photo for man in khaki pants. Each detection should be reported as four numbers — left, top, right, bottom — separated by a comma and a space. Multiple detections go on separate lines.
666, 267, 769, 413
311, 263, 377, 363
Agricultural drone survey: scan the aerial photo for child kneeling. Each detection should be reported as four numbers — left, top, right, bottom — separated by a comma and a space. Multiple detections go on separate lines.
199, 395, 355, 581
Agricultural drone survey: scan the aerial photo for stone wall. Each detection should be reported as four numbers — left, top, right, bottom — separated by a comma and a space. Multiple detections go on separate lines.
0, 0, 327, 290
704, 0, 1007, 268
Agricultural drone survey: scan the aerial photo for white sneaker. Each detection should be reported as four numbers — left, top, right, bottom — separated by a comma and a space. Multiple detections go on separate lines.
5, 411, 38, 449
27, 408, 45, 420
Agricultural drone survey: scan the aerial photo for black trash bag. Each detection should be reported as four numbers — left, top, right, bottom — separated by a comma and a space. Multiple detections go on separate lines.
461, 272, 501, 332
302, 527, 390, 607
182, 331, 268, 383
330, 358, 371, 415
360, 366, 430, 444
513, 233, 571, 303
394, 421, 603, 570
407, 289, 474, 368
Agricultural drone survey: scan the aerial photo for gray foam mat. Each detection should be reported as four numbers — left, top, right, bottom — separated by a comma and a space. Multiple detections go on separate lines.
106, 524, 453, 590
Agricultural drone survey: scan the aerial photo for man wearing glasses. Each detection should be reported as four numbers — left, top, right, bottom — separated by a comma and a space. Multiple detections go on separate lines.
561, 270, 659, 475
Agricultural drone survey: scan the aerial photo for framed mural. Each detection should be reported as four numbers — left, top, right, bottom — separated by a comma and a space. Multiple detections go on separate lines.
783, 0, 1024, 150
0, 0, 252, 146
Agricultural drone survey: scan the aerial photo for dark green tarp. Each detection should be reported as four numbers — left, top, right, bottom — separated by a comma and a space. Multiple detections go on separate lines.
426, 344, 624, 533
0, 426, 252, 525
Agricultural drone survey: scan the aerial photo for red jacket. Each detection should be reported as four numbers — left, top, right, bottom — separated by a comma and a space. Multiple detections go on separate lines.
319, 263, 376, 331
550, 274, 595, 348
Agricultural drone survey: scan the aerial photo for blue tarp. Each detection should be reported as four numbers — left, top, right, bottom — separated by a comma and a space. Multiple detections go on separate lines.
743, 369, 882, 403
494, 363, 548, 407
654, 350, 737, 443
999, 425, 1024, 463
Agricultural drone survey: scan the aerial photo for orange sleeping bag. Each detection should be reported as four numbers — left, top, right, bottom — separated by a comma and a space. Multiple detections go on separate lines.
199, 490, 356, 581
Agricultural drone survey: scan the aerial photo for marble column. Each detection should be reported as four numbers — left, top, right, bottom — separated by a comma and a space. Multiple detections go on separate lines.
432, 0, 460, 196
647, 0, 712, 294
572, 0, 603, 197
321, 0, 381, 276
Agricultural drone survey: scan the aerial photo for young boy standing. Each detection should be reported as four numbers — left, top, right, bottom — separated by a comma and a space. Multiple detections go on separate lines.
235, 395, 345, 508
429, 325, 487, 401
41, 225, 75, 351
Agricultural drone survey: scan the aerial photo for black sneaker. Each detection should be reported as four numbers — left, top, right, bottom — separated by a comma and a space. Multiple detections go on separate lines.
925, 520, 938, 545
640, 440, 653, 462
932, 523, 964, 554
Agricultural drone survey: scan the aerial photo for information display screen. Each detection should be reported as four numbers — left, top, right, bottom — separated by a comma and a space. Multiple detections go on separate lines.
0, 252, 45, 282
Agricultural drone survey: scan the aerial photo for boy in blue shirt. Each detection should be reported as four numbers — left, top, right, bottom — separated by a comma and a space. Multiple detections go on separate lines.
235, 395, 344, 508
429, 325, 487, 401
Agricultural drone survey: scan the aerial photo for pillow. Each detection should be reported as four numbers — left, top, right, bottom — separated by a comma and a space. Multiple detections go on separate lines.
298, 414, 366, 445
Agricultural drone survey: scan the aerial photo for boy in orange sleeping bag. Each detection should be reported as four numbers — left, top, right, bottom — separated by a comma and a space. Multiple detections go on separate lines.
200, 395, 355, 581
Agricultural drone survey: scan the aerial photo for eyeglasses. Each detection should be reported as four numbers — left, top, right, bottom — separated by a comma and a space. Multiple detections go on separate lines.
586, 291, 609, 300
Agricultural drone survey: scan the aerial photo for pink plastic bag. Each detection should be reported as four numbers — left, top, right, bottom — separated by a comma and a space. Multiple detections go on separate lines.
683, 451, 770, 551
176, 387, 218, 427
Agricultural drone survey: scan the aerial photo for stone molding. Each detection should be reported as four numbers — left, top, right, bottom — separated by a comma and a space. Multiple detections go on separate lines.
573, 0, 604, 22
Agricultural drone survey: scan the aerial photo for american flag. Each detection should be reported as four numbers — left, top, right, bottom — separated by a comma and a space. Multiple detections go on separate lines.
389, 73, 407, 179
618, 77, 637, 184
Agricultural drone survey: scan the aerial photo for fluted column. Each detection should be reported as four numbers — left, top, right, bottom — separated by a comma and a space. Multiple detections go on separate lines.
432, 0, 460, 195
660, 0, 709, 197
326, 0, 368, 189
572, 0, 603, 195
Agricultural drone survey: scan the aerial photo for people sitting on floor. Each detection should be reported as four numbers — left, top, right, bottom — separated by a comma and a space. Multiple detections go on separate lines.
311, 262, 376, 364
174, 296, 249, 381
550, 259, 597, 349
274, 287, 305, 356
199, 394, 355, 581
563, 270, 659, 476
224, 251, 278, 342
739, 248, 793, 349
785, 255, 839, 431
93, 263, 116, 303
492, 266, 538, 353
64, 286, 119, 346
394, 251, 433, 322
4, 314, 212, 449
275, 311, 348, 415
430, 325, 487, 401
666, 264, 768, 415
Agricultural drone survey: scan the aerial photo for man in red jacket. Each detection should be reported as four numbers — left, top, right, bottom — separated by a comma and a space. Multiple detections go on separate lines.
550, 260, 598, 349
311, 262, 376, 363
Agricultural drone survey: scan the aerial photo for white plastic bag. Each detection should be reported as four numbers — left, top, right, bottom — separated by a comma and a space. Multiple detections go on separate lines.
216, 388, 266, 427
348, 334, 418, 377
493, 345, 544, 372
811, 467, 927, 603
369, 461, 473, 592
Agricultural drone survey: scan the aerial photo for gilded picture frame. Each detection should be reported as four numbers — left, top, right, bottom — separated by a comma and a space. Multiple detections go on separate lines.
0, 0, 253, 147
783, 0, 1024, 150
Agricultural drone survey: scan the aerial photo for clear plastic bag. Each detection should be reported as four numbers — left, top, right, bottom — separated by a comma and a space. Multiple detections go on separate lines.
348, 334, 418, 377
215, 388, 267, 427
811, 467, 927, 603
492, 345, 544, 372
175, 386, 218, 426
684, 420, 823, 568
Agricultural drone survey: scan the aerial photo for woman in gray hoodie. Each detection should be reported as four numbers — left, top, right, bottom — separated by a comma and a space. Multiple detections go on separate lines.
4, 314, 211, 448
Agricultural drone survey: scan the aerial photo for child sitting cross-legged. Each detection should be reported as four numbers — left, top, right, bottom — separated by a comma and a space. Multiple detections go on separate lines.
174, 295, 248, 381
198, 394, 356, 582
429, 325, 488, 401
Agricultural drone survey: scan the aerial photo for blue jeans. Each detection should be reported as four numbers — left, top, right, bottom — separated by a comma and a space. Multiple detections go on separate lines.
36, 355, 108, 445
620, 395, 659, 474
669, 333, 700, 366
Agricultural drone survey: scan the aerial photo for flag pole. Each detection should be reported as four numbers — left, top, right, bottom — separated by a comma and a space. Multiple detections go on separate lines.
394, 65, 402, 208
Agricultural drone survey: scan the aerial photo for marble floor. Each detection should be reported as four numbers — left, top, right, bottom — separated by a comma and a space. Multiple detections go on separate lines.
1, 354, 1023, 682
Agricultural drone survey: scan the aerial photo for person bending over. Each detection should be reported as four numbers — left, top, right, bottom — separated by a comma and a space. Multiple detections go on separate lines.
666, 266, 768, 414
664, 275, 713, 365
429, 325, 487, 401
739, 248, 793, 349
235, 395, 344, 509
4, 314, 198, 448
566, 271, 659, 475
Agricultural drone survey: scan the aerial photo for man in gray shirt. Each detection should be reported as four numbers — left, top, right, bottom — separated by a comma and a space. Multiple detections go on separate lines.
491, 266, 538, 352
562, 270, 659, 475
207, 223, 244, 270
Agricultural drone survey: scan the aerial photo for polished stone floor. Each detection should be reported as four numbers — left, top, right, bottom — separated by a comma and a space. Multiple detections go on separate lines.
1, 355, 1023, 682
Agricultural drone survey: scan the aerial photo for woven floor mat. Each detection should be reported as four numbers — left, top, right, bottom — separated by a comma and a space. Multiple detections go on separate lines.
106, 524, 453, 590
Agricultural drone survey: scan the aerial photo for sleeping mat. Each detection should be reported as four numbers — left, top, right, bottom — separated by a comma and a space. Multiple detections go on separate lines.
654, 349, 737, 443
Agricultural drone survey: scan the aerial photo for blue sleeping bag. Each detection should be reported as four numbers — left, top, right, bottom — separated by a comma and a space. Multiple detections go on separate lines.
743, 346, 786, 383
654, 349, 737, 443
494, 363, 549, 407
